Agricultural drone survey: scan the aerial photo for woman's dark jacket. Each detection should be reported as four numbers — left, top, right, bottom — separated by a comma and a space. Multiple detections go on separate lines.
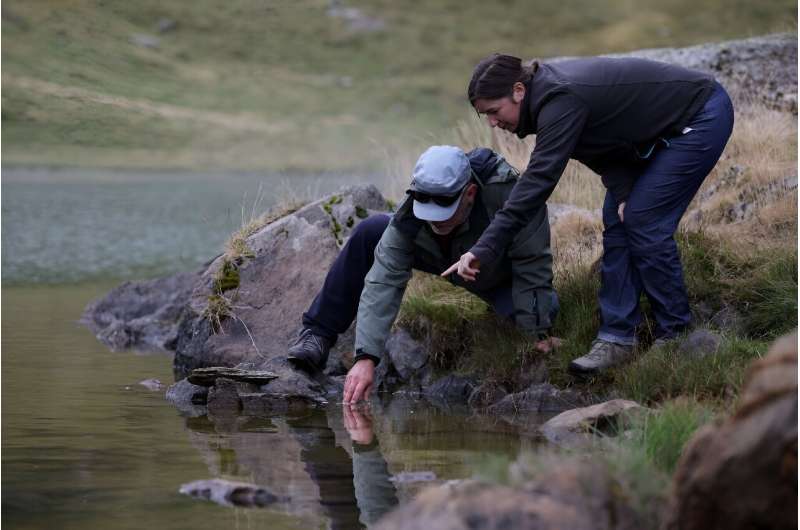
470, 56, 715, 266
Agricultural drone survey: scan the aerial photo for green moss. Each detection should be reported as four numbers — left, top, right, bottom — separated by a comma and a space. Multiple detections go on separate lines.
346, 216, 355, 228
355, 206, 369, 219
204, 258, 241, 331
331, 217, 343, 245
213, 259, 240, 293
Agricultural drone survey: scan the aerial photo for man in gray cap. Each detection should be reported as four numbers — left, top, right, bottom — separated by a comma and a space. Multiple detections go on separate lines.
287, 145, 558, 403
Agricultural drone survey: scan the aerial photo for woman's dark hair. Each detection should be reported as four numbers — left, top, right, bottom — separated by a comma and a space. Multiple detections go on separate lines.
467, 53, 535, 105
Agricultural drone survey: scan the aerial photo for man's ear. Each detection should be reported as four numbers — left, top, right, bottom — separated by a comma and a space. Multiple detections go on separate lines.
512, 81, 526, 104
465, 182, 479, 199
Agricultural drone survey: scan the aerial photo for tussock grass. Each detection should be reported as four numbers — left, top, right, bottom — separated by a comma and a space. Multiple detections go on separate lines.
457, 319, 542, 387
737, 251, 798, 338
209, 184, 308, 331
614, 336, 768, 405
629, 398, 715, 474
223, 184, 308, 262
397, 272, 489, 368
679, 231, 798, 338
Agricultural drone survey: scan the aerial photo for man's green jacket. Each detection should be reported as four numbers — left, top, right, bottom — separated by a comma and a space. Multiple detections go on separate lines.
355, 148, 555, 364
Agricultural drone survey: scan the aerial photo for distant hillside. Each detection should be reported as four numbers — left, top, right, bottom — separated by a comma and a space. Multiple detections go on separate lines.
1, 0, 795, 171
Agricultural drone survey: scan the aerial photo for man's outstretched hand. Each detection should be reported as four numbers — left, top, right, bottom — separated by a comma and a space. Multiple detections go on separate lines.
343, 358, 375, 404
442, 251, 481, 282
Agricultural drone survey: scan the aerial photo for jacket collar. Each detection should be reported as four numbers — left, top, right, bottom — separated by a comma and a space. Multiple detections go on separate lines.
514, 62, 542, 138
515, 74, 535, 139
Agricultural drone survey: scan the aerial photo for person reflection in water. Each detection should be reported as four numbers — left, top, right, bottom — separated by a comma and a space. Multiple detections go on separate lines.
344, 404, 399, 527
287, 406, 397, 529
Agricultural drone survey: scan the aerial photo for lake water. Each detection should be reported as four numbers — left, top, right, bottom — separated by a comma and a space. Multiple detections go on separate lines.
1, 167, 544, 529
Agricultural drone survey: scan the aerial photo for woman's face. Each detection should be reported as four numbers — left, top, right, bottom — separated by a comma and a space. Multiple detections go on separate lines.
472, 82, 526, 132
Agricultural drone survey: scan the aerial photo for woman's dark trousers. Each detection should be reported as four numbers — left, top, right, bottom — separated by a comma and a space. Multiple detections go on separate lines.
598, 82, 735, 344
302, 214, 392, 344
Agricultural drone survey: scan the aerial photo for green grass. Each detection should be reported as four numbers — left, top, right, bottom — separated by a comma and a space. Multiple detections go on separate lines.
738, 251, 798, 338
679, 232, 798, 336
631, 398, 715, 473
397, 274, 490, 368
601, 398, 715, 525
396, 230, 796, 403
503, 397, 714, 527
2, 0, 794, 171
614, 336, 768, 405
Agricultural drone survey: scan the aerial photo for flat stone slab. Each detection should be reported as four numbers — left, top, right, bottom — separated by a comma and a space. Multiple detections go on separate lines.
187, 367, 278, 387
540, 399, 645, 445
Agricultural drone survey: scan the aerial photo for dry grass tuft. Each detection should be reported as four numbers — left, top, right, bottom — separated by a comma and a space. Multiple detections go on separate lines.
223, 183, 307, 262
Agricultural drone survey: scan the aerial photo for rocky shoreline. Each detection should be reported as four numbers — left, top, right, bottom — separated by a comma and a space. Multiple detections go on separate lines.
82, 33, 797, 529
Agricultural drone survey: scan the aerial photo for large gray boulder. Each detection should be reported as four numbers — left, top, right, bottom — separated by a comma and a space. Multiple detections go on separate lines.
82, 268, 202, 351
173, 185, 389, 375
664, 331, 797, 530
550, 33, 797, 113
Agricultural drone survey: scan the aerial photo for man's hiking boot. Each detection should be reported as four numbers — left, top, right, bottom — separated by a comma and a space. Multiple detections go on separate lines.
287, 328, 333, 374
568, 339, 634, 376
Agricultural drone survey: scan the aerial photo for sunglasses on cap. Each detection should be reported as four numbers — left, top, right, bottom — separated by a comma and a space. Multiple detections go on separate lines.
408, 185, 467, 207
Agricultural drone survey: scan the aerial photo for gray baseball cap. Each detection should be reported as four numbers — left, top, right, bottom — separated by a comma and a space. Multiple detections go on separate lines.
409, 145, 471, 222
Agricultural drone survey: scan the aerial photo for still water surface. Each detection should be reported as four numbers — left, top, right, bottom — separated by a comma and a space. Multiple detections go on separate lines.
2, 168, 543, 529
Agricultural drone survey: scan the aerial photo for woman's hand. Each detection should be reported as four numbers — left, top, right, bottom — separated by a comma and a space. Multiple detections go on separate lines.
442, 251, 481, 282
618, 201, 626, 222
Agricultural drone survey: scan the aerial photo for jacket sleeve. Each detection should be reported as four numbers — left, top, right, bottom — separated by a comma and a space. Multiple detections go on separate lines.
470, 92, 589, 266
354, 223, 414, 362
480, 179, 555, 338
508, 205, 555, 338
352, 442, 399, 526
599, 165, 638, 205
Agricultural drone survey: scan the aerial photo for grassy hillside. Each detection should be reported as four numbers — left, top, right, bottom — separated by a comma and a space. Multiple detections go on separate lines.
1, 0, 795, 172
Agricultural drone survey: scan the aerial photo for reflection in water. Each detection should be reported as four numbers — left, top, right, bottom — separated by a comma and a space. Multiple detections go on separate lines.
184, 404, 401, 528
2, 281, 539, 530
180, 397, 531, 529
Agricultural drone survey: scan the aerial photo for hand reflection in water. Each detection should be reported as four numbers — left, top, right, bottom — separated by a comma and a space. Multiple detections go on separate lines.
343, 403, 374, 445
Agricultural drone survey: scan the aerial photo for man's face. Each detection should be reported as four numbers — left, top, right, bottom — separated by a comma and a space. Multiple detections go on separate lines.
472, 82, 526, 133
429, 184, 477, 235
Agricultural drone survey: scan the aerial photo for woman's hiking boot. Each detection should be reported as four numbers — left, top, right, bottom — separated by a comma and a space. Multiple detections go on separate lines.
568, 339, 634, 375
287, 328, 333, 374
